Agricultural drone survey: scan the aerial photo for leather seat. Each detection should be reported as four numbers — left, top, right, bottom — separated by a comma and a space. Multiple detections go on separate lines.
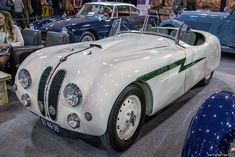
45, 31, 70, 47
9, 29, 44, 78
195, 38, 204, 45
22, 29, 42, 46
9, 30, 69, 80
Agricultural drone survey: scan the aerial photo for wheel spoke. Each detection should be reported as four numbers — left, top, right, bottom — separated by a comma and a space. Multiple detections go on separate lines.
82, 35, 94, 42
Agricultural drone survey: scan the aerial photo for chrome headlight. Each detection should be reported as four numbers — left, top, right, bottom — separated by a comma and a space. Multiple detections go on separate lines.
18, 69, 32, 89
67, 113, 80, 129
21, 93, 31, 107
61, 27, 68, 34
64, 83, 82, 107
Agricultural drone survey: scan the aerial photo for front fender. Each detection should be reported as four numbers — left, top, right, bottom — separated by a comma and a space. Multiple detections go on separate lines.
81, 64, 145, 136
160, 19, 183, 27
182, 91, 235, 157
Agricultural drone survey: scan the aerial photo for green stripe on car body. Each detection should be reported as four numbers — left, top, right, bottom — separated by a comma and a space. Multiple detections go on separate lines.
137, 57, 205, 81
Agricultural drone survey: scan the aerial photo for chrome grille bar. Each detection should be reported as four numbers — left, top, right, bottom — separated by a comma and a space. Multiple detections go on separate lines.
48, 70, 66, 121
38, 67, 52, 116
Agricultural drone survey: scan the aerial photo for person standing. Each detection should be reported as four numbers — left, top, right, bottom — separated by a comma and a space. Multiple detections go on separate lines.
22, 0, 33, 27
64, 0, 75, 15
0, 11, 24, 72
13, 0, 26, 28
187, 0, 196, 11
14, 0, 24, 14
31, 0, 42, 18
220, 0, 227, 11
0, 0, 15, 16
52, 0, 61, 15
172, 0, 187, 14
73, 0, 82, 12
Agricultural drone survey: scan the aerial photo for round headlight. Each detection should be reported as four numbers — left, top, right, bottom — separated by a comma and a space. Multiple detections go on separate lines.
49, 106, 56, 116
67, 113, 80, 129
21, 93, 31, 107
64, 83, 82, 107
18, 69, 32, 89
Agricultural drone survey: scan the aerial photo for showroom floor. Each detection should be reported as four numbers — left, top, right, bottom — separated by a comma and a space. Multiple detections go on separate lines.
1, 54, 235, 157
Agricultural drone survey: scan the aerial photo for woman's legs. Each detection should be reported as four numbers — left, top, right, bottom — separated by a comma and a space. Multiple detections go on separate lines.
0, 55, 10, 72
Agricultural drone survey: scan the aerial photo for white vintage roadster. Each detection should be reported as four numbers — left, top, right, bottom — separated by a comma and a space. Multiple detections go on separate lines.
15, 16, 221, 151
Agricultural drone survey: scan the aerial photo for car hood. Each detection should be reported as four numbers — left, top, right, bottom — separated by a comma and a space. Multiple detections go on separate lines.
21, 33, 174, 74
180, 11, 228, 20
32, 18, 57, 29
24, 33, 170, 63
40, 17, 96, 32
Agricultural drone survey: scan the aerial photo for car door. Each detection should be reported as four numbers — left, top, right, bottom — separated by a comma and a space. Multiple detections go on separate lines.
184, 46, 207, 92
221, 8, 235, 48
148, 46, 186, 114
92, 5, 116, 39
142, 21, 186, 113
94, 18, 115, 39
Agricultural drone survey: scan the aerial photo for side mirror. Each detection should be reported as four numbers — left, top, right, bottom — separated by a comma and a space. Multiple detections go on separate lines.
175, 23, 191, 44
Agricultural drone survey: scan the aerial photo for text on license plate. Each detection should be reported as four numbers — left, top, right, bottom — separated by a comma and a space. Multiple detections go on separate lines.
40, 118, 60, 133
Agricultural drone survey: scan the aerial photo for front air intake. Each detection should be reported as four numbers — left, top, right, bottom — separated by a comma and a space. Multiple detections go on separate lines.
38, 67, 52, 116
48, 70, 66, 121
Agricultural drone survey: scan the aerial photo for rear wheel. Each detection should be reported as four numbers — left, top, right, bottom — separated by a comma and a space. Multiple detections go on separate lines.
80, 31, 96, 42
100, 84, 145, 151
198, 71, 214, 86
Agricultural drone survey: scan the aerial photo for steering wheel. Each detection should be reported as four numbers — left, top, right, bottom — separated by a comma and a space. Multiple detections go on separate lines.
121, 20, 131, 31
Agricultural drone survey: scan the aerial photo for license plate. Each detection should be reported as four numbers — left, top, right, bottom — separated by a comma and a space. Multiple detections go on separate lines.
40, 117, 60, 133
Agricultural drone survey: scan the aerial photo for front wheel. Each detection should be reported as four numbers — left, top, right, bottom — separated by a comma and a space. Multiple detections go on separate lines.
80, 31, 96, 42
100, 84, 145, 151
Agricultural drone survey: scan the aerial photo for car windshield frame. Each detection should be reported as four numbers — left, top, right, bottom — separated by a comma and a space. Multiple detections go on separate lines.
76, 3, 114, 19
109, 15, 176, 41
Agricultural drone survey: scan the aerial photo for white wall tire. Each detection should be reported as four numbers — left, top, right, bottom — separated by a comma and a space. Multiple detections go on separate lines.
116, 95, 141, 140
100, 84, 145, 151
80, 31, 96, 42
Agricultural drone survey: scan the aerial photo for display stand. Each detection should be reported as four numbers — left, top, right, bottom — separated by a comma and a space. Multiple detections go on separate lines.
0, 71, 11, 105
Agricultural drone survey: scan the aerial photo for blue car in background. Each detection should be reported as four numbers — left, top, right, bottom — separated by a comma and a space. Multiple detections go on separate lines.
182, 91, 235, 157
160, 6, 235, 53
30, 2, 141, 43
30, 17, 61, 30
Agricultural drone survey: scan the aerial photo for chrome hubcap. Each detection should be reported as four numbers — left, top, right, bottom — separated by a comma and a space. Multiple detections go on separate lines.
116, 95, 141, 140
81, 35, 94, 42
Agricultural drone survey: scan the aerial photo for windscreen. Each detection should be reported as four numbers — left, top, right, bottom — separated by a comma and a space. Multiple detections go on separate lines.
109, 15, 170, 37
76, 4, 113, 18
